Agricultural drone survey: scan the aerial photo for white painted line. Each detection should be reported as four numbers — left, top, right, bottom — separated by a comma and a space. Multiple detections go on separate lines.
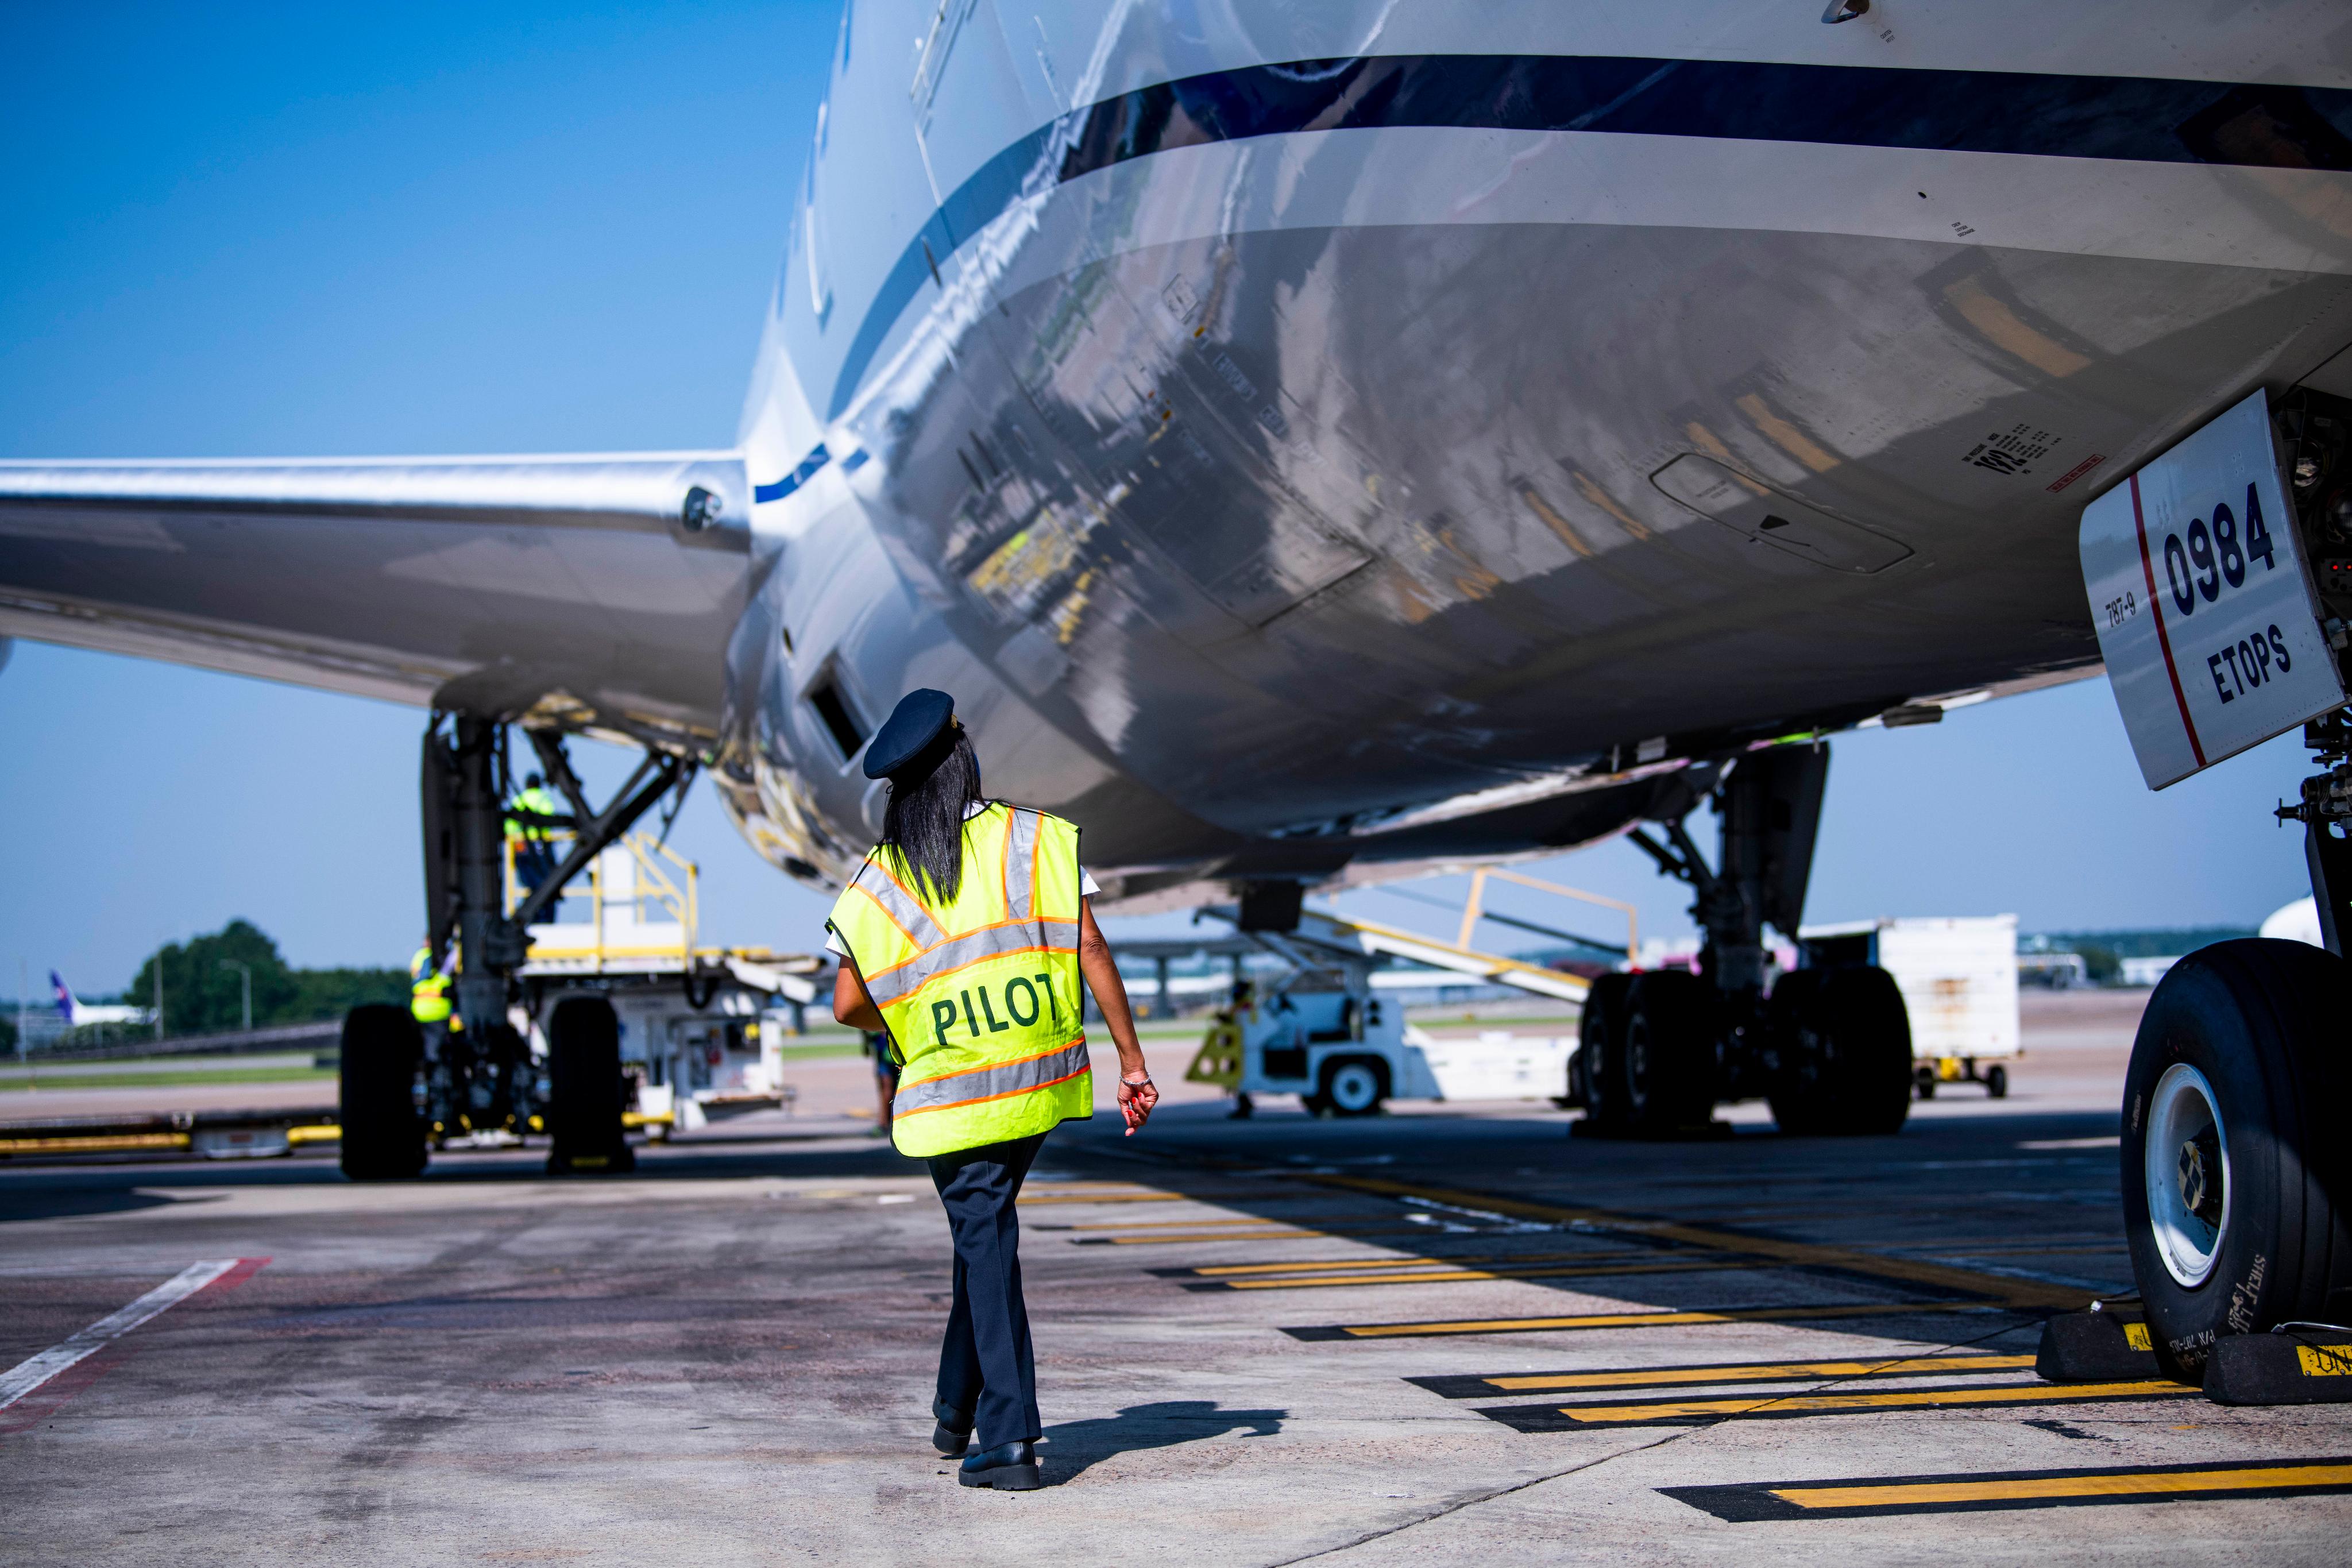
0, 1260, 241, 1410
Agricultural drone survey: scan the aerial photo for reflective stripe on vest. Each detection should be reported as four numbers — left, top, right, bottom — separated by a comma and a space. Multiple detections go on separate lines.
892, 1037, 1092, 1121
1003, 808, 1040, 919
825, 805, 1089, 1159
850, 860, 947, 949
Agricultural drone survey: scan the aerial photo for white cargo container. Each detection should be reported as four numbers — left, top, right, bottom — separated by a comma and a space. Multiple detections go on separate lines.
1798, 916, 2020, 1099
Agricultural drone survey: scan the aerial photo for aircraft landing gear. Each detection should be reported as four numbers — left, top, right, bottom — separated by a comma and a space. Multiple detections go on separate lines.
338, 1003, 427, 1180
1602, 742, 1912, 1139
2117, 716, 2352, 1372
338, 711, 691, 1181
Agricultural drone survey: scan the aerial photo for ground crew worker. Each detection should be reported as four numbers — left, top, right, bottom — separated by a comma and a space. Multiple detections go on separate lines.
826, 688, 1157, 1493
505, 773, 560, 907
409, 943, 451, 1030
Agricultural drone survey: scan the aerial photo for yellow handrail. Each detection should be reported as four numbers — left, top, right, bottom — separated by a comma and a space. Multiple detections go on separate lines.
507, 830, 700, 968
1454, 866, 1637, 967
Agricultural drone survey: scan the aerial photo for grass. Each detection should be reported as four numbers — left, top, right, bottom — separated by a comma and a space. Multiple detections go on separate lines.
0, 1065, 338, 1091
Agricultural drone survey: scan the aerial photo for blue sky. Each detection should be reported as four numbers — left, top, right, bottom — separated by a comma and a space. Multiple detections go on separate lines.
0, 3, 2324, 995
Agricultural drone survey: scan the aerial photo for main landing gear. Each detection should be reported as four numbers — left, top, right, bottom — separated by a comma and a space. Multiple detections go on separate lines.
1581, 743, 1913, 1140
2112, 713, 2352, 1376
338, 712, 692, 1182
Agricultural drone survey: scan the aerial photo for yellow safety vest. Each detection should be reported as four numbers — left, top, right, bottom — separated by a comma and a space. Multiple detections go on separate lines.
825, 804, 1088, 1159
409, 945, 451, 1024
505, 786, 557, 842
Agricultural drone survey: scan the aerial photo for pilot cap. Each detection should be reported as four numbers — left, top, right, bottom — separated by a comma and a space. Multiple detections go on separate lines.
863, 688, 956, 779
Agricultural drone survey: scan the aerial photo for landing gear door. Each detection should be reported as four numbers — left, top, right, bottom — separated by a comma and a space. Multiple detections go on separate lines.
2080, 389, 2343, 790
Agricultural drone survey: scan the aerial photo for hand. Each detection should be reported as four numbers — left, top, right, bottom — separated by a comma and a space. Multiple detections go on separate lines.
1117, 1073, 1159, 1134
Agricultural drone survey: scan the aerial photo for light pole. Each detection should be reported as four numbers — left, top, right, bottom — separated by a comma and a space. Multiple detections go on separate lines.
217, 960, 253, 1033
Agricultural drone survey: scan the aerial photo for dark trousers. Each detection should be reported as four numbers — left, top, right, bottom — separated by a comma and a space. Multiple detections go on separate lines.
929, 1132, 1047, 1448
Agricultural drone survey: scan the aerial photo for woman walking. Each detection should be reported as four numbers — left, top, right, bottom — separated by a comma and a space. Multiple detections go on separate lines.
826, 688, 1158, 1491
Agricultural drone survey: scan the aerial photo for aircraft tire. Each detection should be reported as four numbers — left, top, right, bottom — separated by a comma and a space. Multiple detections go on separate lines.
1577, 972, 1637, 1129
2122, 940, 2352, 1380
1768, 965, 1911, 1137
547, 997, 635, 1175
339, 1004, 426, 1181
1621, 971, 1716, 1133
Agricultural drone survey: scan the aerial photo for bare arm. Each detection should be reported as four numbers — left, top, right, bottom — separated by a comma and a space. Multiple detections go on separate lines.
1078, 897, 1158, 1132
832, 959, 885, 1033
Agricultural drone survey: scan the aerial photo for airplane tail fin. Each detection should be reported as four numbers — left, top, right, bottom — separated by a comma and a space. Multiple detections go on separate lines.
49, 970, 77, 1023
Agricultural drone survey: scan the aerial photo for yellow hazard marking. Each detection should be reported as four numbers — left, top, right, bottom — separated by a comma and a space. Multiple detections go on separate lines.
0, 1133, 190, 1154
1217, 1259, 1732, 1291
1551, 1380, 2184, 1426
285, 1125, 341, 1145
2125, 1322, 2152, 1351
1100, 1227, 1439, 1246
1017, 1191, 1183, 1204
1774, 1461, 2352, 1511
1291, 1174, 2087, 1310
2297, 1344, 2352, 1377
1482, 1354, 2037, 1393
1333, 1301, 1999, 1339
1190, 1248, 1670, 1277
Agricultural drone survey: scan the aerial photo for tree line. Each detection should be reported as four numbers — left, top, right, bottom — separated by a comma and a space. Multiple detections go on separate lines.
125, 920, 407, 1036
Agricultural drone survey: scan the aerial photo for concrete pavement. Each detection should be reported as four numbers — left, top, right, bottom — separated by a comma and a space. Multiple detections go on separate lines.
3, 990, 2346, 1563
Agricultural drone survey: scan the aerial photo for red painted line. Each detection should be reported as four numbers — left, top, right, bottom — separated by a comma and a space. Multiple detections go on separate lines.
2131, 473, 2206, 768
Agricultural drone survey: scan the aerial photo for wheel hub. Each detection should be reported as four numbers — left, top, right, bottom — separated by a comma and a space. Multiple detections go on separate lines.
2145, 1062, 2231, 1288
2177, 1127, 2223, 1224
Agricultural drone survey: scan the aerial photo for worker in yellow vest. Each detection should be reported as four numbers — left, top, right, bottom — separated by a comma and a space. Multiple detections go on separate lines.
409, 943, 451, 1028
827, 689, 1156, 1493
505, 773, 561, 907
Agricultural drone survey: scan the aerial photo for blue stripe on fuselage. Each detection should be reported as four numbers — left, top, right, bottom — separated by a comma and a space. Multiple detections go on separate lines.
823, 54, 2352, 419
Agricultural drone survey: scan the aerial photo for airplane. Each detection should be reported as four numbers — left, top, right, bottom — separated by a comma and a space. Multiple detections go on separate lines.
2, 2, 2348, 1369
51, 973, 152, 1030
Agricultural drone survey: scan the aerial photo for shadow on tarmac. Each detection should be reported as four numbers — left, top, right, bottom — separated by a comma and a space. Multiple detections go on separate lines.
1041, 1400, 1286, 1481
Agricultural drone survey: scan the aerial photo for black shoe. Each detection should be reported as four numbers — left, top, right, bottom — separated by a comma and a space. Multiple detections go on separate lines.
932, 1399, 972, 1458
957, 1438, 1041, 1490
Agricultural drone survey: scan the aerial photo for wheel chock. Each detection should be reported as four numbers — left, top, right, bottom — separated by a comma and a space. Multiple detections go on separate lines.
2204, 1330, 2352, 1405
2035, 1308, 2162, 1382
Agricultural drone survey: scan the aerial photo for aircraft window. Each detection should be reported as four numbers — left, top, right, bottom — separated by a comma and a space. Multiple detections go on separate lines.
808, 677, 867, 760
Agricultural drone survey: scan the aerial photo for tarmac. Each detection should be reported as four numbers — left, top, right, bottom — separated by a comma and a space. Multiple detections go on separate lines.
3, 990, 2348, 1564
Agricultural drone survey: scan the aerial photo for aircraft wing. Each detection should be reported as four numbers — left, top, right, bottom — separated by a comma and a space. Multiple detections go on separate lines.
0, 454, 752, 747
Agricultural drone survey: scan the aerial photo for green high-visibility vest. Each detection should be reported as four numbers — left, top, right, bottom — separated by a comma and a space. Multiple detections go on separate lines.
825, 804, 1089, 1159
409, 945, 451, 1024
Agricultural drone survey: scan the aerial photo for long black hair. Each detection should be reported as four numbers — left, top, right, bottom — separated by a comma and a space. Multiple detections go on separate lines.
878, 725, 987, 905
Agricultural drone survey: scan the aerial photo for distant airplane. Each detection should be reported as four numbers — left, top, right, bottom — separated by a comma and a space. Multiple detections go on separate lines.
51, 972, 151, 1029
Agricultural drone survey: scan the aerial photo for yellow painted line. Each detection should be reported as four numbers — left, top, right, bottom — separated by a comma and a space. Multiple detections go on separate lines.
1483, 1354, 2038, 1392
1064, 1216, 1301, 1231
1100, 1229, 1439, 1246
285, 1125, 341, 1145
1550, 1380, 2187, 1426
620, 1111, 673, 1129
1777, 1461, 2352, 1511
1195, 1250, 1674, 1279
1326, 1301, 1998, 1339
0, 1133, 190, 1154
1293, 1175, 2086, 1310
1219, 1259, 1733, 1291
1192, 1248, 1673, 1277
1018, 1192, 1183, 1205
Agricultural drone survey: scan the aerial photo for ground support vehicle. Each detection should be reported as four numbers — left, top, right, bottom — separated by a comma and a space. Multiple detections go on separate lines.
1184, 906, 1588, 1117
1802, 916, 2021, 1100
